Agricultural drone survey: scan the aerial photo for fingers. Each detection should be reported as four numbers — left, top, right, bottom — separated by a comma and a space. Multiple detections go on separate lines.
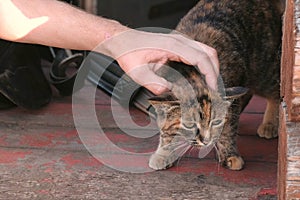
196, 42, 220, 75
126, 64, 172, 95
163, 33, 219, 90
172, 47, 219, 90
195, 45, 219, 90
103, 29, 220, 93
143, 77, 172, 95
204, 73, 218, 91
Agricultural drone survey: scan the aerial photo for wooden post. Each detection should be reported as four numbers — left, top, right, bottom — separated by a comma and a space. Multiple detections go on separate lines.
282, 0, 300, 122
279, 0, 300, 199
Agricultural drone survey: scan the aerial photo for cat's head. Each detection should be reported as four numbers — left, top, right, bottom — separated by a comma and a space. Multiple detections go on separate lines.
149, 87, 247, 148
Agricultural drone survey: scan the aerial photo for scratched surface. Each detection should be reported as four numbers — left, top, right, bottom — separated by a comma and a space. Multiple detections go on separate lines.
0, 88, 277, 199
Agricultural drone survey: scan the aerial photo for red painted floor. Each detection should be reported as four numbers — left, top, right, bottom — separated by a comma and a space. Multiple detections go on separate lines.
0, 88, 278, 199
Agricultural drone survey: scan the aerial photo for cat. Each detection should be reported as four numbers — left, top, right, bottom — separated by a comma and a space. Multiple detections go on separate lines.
148, 0, 282, 171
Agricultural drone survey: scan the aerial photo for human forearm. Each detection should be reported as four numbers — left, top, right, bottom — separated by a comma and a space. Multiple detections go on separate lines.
0, 0, 219, 94
0, 0, 129, 50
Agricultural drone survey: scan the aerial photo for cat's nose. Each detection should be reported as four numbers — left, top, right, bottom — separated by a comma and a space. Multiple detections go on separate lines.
199, 134, 210, 145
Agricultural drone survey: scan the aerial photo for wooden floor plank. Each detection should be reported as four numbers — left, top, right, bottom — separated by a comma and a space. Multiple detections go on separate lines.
0, 89, 277, 199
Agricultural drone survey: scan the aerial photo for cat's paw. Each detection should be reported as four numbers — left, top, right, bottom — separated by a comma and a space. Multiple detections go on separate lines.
257, 122, 278, 139
149, 153, 173, 170
225, 156, 244, 170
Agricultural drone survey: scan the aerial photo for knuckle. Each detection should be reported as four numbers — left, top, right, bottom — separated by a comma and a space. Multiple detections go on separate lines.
208, 48, 218, 58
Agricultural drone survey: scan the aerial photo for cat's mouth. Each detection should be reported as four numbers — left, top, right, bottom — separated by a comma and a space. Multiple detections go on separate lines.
190, 139, 213, 148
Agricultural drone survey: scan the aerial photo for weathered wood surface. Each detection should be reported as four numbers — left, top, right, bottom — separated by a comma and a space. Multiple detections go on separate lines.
279, 0, 300, 199
279, 105, 300, 199
282, 0, 300, 122
0, 90, 278, 199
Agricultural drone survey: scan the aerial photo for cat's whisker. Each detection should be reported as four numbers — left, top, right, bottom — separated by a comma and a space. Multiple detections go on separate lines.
179, 144, 191, 157
166, 141, 190, 154
186, 145, 195, 157
212, 144, 222, 173
213, 144, 220, 158
172, 142, 190, 156
175, 144, 192, 168
164, 140, 187, 148
166, 135, 193, 147
188, 145, 201, 161
176, 142, 190, 152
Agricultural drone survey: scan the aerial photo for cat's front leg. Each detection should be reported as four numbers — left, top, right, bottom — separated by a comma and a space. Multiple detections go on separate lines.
257, 98, 279, 139
149, 149, 176, 170
216, 127, 244, 171
149, 134, 184, 170
216, 105, 244, 170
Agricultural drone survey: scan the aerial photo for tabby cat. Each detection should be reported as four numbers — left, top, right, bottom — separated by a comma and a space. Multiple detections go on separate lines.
148, 0, 282, 170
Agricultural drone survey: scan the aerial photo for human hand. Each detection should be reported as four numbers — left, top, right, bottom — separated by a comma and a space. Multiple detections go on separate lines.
98, 29, 219, 95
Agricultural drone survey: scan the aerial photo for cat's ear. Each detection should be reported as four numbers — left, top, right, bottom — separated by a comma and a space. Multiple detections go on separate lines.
224, 87, 249, 100
148, 92, 180, 111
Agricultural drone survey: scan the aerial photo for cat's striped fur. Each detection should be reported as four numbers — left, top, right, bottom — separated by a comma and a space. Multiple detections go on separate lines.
149, 0, 282, 170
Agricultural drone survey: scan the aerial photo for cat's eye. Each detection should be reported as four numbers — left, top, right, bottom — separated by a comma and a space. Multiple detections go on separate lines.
182, 122, 196, 129
211, 119, 223, 126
